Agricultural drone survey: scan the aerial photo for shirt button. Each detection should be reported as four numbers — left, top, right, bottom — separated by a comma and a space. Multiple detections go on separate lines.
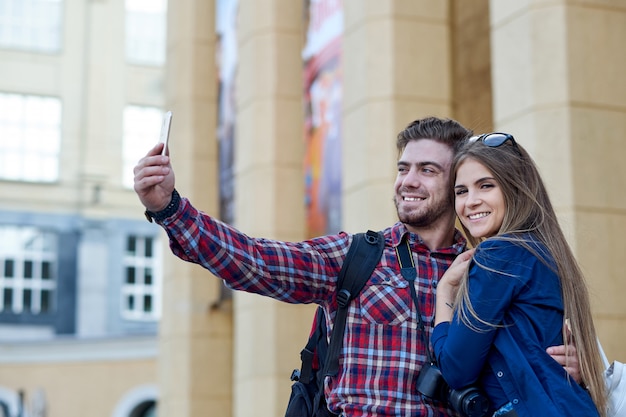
432, 281, 438, 288
512, 399, 519, 404
497, 371, 504, 378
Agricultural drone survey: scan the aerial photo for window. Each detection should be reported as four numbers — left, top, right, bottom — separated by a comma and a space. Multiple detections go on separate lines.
0, 93, 62, 183
125, 0, 167, 66
130, 401, 156, 417
122, 106, 164, 188
0, 226, 57, 314
121, 235, 161, 320
0, 0, 63, 53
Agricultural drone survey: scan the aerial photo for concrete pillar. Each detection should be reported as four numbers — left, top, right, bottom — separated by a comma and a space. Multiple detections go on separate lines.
489, 1, 626, 359
342, 1, 456, 232
160, 1, 233, 416
234, 1, 312, 417
451, 0, 493, 133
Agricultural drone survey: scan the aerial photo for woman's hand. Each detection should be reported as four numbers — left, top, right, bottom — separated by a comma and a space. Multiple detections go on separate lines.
435, 248, 475, 325
440, 248, 475, 290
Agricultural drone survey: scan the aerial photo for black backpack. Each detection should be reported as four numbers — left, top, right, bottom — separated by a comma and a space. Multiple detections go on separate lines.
284, 230, 385, 417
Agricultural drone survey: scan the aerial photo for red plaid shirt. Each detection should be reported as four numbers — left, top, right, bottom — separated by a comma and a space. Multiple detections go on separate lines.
159, 197, 467, 416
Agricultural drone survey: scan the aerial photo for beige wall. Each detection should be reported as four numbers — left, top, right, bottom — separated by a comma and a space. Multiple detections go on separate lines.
0, 361, 155, 417
1, 361, 154, 417
0, 337, 156, 417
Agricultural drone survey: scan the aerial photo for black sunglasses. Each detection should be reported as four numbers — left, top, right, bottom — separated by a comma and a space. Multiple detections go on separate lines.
468, 132, 522, 156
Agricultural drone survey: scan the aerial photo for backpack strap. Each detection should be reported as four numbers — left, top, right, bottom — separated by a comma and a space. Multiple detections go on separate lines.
295, 306, 325, 384
324, 229, 385, 377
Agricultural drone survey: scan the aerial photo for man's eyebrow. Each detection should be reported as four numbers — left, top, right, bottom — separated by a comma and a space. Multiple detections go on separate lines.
397, 160, 445, 170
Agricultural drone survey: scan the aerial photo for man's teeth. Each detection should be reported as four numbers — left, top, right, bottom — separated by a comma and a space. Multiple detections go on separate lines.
469, 212, 489, 220
404, 197, 424, 202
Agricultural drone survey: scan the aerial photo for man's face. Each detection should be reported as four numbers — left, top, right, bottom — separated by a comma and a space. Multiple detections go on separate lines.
394, 139, 455, 230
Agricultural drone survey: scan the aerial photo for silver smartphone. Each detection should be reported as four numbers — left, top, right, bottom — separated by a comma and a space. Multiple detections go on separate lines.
159, 110, 173, 156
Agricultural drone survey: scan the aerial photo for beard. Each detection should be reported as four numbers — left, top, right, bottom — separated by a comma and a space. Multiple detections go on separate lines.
394, 194, 452, 229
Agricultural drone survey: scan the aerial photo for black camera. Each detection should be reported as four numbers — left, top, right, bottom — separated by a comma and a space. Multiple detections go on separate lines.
416, 362, 490, 417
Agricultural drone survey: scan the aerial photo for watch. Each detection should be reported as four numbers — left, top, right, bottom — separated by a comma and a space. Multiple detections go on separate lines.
144, 189, 181, 223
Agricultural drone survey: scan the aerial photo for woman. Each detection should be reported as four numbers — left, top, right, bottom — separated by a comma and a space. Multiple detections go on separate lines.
432, 133, 607, 417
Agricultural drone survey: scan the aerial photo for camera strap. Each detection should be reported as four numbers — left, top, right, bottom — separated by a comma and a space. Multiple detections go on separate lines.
395, 236, 436, 365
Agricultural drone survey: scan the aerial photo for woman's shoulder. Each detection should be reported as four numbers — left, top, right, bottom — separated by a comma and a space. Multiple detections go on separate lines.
475, 234, 550, 266
476, 234, 524, 251
477, 233, 541, 250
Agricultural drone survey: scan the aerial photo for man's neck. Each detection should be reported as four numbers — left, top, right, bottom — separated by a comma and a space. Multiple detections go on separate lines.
405, 215, 457, 251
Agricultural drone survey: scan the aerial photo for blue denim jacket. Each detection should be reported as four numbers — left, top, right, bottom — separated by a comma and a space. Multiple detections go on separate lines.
432, 236, 599, 417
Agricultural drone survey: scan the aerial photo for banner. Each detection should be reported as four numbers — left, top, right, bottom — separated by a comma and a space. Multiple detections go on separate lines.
303, 0, 343, 237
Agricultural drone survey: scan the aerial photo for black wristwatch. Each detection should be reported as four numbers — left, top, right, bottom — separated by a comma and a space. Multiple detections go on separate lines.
144, 189, 181, 223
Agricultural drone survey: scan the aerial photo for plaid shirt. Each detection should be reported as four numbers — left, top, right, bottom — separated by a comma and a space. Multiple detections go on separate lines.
159, 197, 467, 416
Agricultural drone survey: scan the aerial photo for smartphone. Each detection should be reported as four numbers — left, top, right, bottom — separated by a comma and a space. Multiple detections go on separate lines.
158, 110, 173, 156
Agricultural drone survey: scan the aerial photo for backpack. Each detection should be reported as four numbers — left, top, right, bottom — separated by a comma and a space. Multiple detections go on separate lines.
284, 230, 385, 417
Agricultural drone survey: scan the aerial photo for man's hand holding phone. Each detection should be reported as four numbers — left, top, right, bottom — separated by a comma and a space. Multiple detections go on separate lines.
133, 110, 176, 213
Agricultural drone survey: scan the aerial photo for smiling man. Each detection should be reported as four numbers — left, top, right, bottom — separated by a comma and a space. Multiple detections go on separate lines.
395, 137, 457, 250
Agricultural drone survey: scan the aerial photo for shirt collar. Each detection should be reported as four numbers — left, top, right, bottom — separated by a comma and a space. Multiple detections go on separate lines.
390, 222, 467, 255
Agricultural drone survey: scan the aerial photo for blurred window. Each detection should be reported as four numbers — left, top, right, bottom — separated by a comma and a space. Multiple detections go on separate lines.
0, 0, 63, 53
122, 234, 161, 321
0, 226, 57, 314
125, 0, 167, 66
0, 93, 61, 183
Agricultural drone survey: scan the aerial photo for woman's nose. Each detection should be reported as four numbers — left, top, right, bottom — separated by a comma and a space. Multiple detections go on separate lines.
465, 190, 480, 207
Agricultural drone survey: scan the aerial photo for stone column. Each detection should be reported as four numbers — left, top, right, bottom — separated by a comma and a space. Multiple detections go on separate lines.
234, 1, 311, 417
489, 1, 626, 358
160, 0, 233, 416
342, 1, 456, 231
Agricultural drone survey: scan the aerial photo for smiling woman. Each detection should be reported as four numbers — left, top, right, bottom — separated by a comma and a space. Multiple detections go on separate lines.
453, 158, 505, 240
432, 134, 609, 417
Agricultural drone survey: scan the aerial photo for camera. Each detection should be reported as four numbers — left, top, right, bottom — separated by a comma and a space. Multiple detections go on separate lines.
416, 362, 490, 417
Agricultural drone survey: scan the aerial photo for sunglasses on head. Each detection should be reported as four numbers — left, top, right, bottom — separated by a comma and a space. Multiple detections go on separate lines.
468, 132, 522, 156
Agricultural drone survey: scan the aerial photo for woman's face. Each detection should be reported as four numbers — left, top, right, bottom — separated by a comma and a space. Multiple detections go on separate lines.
454, 158, 506, 239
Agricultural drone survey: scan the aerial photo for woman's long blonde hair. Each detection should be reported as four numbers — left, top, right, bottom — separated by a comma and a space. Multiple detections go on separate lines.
452, 138, 607, 416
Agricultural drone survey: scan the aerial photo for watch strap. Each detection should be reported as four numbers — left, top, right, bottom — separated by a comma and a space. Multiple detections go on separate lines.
144, 189, 181, 223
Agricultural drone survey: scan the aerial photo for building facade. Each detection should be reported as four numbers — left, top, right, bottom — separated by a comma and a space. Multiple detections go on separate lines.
0, 1, 625, 417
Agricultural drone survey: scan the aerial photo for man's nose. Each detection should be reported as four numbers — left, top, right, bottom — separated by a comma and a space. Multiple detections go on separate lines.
402, 168, 421, 187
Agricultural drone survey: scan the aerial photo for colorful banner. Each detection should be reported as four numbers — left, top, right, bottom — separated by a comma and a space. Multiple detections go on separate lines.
303, 0, 343, 237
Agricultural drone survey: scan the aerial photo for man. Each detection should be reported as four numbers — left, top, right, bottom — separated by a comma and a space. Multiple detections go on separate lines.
134, 116, 578, 416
